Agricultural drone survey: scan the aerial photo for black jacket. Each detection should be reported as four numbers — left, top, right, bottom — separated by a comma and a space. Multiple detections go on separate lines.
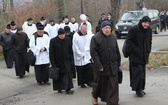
0, 32, 14, 50
49, 36, 74, 73
11, 32, 29, 53
125, 22, 152, 64
90, 31, 121, 75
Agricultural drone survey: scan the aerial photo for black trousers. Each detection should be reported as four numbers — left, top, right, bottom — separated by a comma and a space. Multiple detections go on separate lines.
129, 62, 146, 91
14, 53, 27, 76
3, 49, 14, 68
34, 64, 49, 83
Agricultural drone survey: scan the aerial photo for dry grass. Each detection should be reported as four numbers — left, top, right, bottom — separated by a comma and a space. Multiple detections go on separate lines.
121, 53, 168, 70
147, 53, 168, 70
0, 46, 4, 60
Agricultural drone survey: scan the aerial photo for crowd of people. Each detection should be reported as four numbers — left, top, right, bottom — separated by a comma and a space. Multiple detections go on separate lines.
0, 12, 153, 105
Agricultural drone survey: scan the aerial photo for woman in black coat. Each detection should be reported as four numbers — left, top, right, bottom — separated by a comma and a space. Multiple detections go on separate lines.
49, 28, 74, 94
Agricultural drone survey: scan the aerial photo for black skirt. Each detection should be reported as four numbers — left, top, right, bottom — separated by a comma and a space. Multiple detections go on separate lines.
92, 75, 119, 105
76, 63, 94, 86
53, 69, 73, 91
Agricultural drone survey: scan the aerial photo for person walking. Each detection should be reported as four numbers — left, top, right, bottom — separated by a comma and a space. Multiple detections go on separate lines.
29, 23, 50, 85
49, 28, 74, 94
0, 24, 14, 68
11, 26, 29, 78
73, 23, 94, 88
90, 21, 121, 105
124, 16, 152, 97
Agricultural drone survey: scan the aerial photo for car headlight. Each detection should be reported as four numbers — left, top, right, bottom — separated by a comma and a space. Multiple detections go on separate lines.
115, 25, 118, 30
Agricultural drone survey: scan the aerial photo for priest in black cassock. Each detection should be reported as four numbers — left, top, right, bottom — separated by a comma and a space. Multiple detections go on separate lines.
90, 21, 121, 105
0, 24, 14, 68
64, 26, 76, 78
49, 28, 74, 94
11, 26, 29, 78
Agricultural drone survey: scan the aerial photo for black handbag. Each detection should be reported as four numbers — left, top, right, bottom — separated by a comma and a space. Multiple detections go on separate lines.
122, 40, 129, 58
49, 67, 59, 80
118, 68, 123, 84
27, 35, 37, 66
27, 50, 36, 66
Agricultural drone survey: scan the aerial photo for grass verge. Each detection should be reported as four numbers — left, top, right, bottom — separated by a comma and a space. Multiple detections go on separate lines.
121, 53, 168, 70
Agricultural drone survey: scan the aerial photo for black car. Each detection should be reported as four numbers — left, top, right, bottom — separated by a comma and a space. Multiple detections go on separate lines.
115, 9, 160, 39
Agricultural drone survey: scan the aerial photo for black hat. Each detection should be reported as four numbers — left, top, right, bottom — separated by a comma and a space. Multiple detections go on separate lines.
27, 18, 33, 21
17, 26, 23, 32
10, 21, 16, 26
36, 22, 44, 30
36, 22, 42, 27
141, 16, 151, 23
86, 14, 89, 17
101, 21, 112, 29
101, 13, 105, 16
64, 26, 70, 32
6, 24, 11, 29
65, 15, 68, 18
58, 28, 65, 35
107, 13, 112, 16
40, 16, 46, 21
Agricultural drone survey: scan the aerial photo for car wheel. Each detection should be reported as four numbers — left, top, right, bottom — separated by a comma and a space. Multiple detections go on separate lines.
154, 26, 159, 34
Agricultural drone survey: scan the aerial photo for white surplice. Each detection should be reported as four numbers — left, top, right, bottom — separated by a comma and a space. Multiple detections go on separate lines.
29, 34, 50, 65
72, 30, 93, 66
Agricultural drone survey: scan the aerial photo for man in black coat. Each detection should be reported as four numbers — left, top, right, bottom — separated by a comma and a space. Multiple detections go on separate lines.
91, 21, 121, 105
11, 26, 29, 78
124, 16, 152, 97
64, 26, 76, 78
0, 24, 14, 68
49, 28, 74, 94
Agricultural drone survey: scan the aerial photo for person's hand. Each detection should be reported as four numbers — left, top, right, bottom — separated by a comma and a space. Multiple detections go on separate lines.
40, 47, 45, 52
99, 68, 103, 71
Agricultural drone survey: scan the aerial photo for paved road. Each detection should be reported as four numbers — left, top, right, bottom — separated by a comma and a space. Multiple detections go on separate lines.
0, 31, 168, 105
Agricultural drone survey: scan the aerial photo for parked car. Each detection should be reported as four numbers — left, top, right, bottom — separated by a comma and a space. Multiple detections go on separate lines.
115, 9, 160, 39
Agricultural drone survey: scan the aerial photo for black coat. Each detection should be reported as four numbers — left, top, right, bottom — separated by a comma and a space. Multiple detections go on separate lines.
11, 32, 29, 53
90, 31, 121, 75
0, 32, 14, 50
125, 22, 152, 64
49, 36, 74, 73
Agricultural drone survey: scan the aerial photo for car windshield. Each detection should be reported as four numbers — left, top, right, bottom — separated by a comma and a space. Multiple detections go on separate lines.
121, 12, 142, 21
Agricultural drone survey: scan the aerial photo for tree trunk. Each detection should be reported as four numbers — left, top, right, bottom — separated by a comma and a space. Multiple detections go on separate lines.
110, 0, 121, 25
81, 0, 83, 14
10, 0, 14, 11
58, 0, 66, 22
2, 0, 7, 13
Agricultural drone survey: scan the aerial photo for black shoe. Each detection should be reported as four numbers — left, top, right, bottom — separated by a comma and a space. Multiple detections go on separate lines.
19, 75, 24, 78
58, 90, 62, 93
87, 83, 93, 87
66, 90, 74, 94
141, 90, 146, 95
37, 82, 43, 85
81, 84, 87, 88
44, 81, 51, 85
136, 91, 144, 97
7, 67, 12, 69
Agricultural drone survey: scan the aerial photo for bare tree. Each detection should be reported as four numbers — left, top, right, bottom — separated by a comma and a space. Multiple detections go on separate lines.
10, 0, 14, 11
2, 0, 7, 13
